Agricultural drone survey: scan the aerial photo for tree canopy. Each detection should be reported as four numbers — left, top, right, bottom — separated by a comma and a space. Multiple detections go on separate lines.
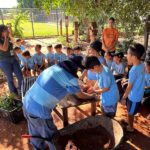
17, 0, 36, 8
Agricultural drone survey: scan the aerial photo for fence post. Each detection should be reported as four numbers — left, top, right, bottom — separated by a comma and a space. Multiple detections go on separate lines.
0, 9, 4, 24
56, 9, 59, 36
30, 9, 34, 37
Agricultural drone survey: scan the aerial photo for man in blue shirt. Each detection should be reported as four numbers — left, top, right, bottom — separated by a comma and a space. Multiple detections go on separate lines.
23, 54, 96, 150
121, 43, 145, 132
84, 56, 120, 118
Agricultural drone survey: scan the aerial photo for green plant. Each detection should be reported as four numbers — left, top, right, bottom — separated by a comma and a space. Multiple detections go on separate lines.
12, 13, 29, 37
0, 93, 22, 111
0, 69, 4, 76
57, 36, 67, 45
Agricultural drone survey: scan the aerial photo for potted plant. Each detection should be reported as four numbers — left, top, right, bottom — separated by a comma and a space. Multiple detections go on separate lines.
0, 93, 24, 123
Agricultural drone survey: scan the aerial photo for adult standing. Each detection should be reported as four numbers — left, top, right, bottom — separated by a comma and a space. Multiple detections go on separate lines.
23, 54, 96, 150
101, 17, 119, 54
0, 25, 23, 97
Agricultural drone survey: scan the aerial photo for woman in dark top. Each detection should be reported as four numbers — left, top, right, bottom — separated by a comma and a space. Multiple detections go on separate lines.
0, 25, 23, 97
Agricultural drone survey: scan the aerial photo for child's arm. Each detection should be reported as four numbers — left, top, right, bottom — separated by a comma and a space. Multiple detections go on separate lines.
94, 87, 110, 94
39, 59, 45, 69
79, 69, 87, 80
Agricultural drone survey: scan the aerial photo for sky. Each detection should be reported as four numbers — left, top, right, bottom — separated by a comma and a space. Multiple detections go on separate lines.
0, 0, 18, 8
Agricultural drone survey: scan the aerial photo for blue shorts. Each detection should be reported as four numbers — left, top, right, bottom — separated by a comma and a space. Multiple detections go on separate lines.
126, 98, 141, 115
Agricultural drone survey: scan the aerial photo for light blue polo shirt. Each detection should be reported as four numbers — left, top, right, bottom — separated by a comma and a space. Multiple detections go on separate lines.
23, 65, 81, 119
33, 53, 45, 66
25, 56, 35, 69
111, 61, 125, 75
54, 52, 67, 63
46, 53, 55, 61
106, 59, 113, 70
87, 56, 105, 80
97, 66, 119, 106
128, 63, 145, 102
17, 53, 26, 66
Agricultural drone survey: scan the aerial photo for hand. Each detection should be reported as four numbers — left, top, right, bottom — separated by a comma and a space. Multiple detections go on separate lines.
121, 78, 128, 84
87, 87, 94, 94
121, 99, 126, 106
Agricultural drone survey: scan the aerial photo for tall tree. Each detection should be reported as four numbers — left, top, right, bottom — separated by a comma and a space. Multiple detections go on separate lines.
17, 0, 36, 8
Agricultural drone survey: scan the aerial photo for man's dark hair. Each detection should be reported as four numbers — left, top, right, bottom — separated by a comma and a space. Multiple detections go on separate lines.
109, 17, 115, 22
14, 47, 21, 51
22, 50, 31, 57
16, 38, 21, 43
129, 43, 145, 60
73, 46, 82, 51
36, 44, 42, 49
67, 47, 72, 51
0, 25, 8, 38
54, 44, 62, 49
83, 56, 101, 69
47, 44, 52, 48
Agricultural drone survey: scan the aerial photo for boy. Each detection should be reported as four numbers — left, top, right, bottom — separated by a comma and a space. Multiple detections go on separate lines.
66, 47, 73, 57
14, 47, 26, 68
111, 51, 125, 80
54, 44, 67, 63
121, 43, 145, 132
16, 38, 25, 51
22, 51, 35, 77
104, 52, 113, 69
84, 56, 120, 118
46, 44, 55, 67
33, 44, 46, 75
73, 46, 85, 58
142, 58, 150, 120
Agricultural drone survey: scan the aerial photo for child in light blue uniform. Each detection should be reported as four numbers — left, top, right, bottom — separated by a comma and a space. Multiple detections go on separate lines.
33, 44, 46, 75
104, 52, 113, 70
46, 44, 55, 67
111, 51, 125, 80
66, 47, 73, 57
16, 39, 25, 51
73, 46, 85, 58
84, 56, 119, 118
54, 44, 67, 63
121, 43, 145, 132
22, 51, 35, 77
14, 47, 26, 68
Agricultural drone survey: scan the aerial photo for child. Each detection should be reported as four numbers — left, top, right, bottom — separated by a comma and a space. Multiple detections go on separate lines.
121, 43, 145, 132
73, 46, 85, 58
33, 44, 46, 75
22, 50, 35, 77
54, 44, 67, 63
46, 44, 55, 67
14, 47, 26, 68
142, 58, 150, 120
111, 51, 125, 80
84, 56, 120, 118
16, 39, 25, 51
66, 47, 73, 57
104, 52, 113, 69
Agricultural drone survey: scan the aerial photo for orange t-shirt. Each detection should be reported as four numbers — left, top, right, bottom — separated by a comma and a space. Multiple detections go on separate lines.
101, 28, 119, 52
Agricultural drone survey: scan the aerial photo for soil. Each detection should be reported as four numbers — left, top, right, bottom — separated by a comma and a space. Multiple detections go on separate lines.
58, 126, 114, 150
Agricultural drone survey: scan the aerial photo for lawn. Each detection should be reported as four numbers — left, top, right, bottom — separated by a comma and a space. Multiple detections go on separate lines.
0, 19, 74, 37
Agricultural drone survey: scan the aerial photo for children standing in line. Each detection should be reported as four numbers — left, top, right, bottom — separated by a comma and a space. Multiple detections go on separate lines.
54, 44, 67, 64
111, 51, 125, 80
22, 51, 35, 77
121, 43, 145, 132
46, 44, 55, 67
33, 44, 46, 75
84, 56, 120, 118
104, 52, 113, 70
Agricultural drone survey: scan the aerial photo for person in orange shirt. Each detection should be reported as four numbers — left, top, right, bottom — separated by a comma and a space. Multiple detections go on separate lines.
102, 17, 119, 54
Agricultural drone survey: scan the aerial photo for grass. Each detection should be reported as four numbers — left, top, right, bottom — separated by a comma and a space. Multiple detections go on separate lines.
1, 19, 74, 37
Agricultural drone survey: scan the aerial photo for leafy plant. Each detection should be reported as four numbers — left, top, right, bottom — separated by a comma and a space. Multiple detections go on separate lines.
12, 13, 29, 37
57, 36, 67, 45
0, 93, 22, 111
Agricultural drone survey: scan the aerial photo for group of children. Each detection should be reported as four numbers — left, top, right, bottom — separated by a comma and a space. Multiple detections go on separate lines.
14, 38, 150, 132
14, 39, 85, 77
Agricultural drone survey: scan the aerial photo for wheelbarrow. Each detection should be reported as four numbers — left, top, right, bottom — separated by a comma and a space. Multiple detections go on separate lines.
22, 115, 123, 150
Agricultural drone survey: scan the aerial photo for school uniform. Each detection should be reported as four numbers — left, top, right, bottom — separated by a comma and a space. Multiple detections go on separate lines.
16, 53, 26, 68
25, 57, 35, 70
87, 56, 105, 80
54, 52, 67, 63
33, 53, 46, 70
46, 52, 55, 66
127, 63, 145, 115
97, 66, 120, 118
106, 59, 113, 70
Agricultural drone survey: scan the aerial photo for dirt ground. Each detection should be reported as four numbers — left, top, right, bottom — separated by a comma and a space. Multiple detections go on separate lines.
0, 37, 150, 150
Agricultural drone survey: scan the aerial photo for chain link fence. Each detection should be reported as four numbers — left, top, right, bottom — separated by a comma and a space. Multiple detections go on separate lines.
0, 8, 74, 37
